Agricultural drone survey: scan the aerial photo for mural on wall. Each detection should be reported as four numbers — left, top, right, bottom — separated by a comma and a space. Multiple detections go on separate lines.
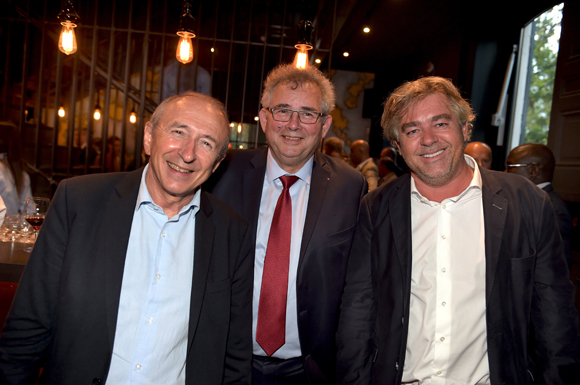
329, 70, 375, 151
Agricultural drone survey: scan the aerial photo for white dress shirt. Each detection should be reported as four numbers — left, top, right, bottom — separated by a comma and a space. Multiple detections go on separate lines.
252, 150, 311, 358
106, 165, 198, 385
402, 155, 490, 385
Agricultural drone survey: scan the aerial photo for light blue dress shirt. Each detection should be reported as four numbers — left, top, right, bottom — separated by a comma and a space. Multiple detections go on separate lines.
253, 150, 312, 359
106, 165, 199, 385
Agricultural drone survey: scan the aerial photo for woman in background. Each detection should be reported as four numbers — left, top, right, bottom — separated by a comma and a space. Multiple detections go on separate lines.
0, 122, 32, 215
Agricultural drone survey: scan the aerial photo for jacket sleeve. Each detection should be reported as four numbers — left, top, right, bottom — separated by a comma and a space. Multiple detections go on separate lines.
222, 222, 254, 384
530, 191, 580, 384
0, 179, 70, 385
336, 195, 375, 384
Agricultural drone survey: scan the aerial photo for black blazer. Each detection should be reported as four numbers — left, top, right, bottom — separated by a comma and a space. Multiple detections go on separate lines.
0, 169, 254, 385
205, 148, 367, 384
337, 169, 580, 385
542, 183, 573, 270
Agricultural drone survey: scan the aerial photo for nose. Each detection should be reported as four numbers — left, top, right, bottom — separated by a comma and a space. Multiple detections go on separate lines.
179, 139, 196, 163
420, 127, 437, 146
286, 111, 301, 130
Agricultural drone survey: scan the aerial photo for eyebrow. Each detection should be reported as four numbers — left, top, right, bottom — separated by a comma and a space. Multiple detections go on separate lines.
401, 113, 453, 130
272, 103, 319, 112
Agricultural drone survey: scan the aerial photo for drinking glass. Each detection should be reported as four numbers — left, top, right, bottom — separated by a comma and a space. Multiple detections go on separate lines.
23, 197, 50, 252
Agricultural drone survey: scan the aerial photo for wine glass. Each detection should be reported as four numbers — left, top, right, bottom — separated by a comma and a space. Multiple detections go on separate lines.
22, 197, 51, 252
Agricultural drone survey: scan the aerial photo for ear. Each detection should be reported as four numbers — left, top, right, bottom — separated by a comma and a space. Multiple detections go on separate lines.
212, 155, 225, 173
394, 140, 402, 156
529, 164, 540, 179
321, 114, 333, 138
259, 108, 269, 134
143, 122, 153, 156
461, 121, 469, 141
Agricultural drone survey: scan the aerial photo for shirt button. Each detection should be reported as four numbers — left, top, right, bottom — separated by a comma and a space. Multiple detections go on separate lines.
442, 204, 446, 209
161, 232, 166, 238
156, 274, 161, 280
441, 267, 446, 272
442, 301, 446, 306
136, 364, 142, 371
441, 235, 446, 240
440, 337, 445, 342
147, 317, 153, 324
437, 371, 442, 375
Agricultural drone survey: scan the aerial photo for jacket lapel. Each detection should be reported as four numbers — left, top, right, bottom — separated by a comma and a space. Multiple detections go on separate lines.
244, 149, 268, 236
104, 169, 143, 349
480, 170, 508, 301
299, 152, 329, 260
390, 175, 413, 294
188, 190, 215, 348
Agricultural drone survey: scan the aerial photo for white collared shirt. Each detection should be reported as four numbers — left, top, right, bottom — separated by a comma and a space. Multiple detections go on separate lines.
402, 155, 490, 385
252, 150, 312, 358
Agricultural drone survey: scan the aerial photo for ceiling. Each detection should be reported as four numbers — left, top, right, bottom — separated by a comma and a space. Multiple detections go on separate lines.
323, 0, 561, 74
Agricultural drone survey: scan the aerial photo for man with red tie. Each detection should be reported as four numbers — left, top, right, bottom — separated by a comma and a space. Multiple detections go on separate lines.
205, 64, 367, 384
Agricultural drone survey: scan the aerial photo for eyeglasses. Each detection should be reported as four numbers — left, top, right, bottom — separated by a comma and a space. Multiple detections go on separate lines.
506, 163, 536, 170
267, 107, 324, 124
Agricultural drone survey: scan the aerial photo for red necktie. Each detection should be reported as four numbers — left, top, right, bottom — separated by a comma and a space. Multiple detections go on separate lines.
256, 175, 299, 356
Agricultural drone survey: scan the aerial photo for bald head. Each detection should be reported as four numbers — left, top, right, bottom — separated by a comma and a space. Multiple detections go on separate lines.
350, 140, 370, 167
506, 143, 555, 184
465, 141, 492, 170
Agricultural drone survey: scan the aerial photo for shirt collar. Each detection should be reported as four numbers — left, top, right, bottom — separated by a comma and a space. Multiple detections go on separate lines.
265, 149, 313, 185
136, 164, 201, 214
411, 154, 482, 204
356, 157, 372, 171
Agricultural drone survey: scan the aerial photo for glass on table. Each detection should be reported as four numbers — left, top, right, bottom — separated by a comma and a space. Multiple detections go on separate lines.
22, 197, 50, 252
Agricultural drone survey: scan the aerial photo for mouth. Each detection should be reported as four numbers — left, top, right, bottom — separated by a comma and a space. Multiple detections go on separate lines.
421, 149, 444, 158
282, 134, 302, 141
167, 161, 193, 173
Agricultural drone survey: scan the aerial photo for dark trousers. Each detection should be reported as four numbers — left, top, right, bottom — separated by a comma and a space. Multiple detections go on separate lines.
252, 355, 308, 385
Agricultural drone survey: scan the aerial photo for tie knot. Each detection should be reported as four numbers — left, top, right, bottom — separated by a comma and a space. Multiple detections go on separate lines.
279, 175, 299, 190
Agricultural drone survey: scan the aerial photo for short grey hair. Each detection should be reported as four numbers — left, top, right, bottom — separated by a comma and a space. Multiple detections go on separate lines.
261, 64, 336, 115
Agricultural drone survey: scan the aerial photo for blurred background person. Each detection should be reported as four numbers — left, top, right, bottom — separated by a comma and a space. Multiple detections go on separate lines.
378, 147, 399, 187
323, 136, 347, 161
465, 141, 492, 170
506, 143, 573, 270
350, 139, 379, 191
0, 122, 32, 215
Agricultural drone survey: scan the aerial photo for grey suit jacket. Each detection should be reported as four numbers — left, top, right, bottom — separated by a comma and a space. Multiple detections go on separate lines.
0, 169, 254, 385
205, 148, 367, 384
337, 168, 580, 385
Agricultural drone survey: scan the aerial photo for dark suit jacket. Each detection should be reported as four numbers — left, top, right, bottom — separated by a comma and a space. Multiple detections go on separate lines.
542, 183, 573, 270
204, 148, 367, 384
337, 169, 580, 385
0, 169, 254, 385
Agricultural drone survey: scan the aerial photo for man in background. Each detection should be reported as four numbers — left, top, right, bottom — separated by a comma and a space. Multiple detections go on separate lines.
323, 136, 346, 160
377, 146, 399, 187
350, 139, 379, 191
206, 63, 366, 384
465, 141, 492, 170
0, 92, 253, 385
507, 143, 574, 270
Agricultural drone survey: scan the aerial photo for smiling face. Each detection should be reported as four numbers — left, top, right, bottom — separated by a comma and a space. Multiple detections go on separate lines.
395, 93, 470, 189
144, 96, 228, 215
259, 82, 332, 174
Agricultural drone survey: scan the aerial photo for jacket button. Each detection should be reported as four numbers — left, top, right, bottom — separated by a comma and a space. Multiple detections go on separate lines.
93, 378, 102, 385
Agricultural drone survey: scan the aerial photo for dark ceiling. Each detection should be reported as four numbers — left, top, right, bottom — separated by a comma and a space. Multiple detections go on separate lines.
325, 0, 560, 74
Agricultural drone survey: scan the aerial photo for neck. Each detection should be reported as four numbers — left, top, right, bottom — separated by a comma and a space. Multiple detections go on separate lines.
412, 160, 473, 203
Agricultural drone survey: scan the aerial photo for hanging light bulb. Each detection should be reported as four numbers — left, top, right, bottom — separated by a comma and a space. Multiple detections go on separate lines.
176, 0, 196, 64
130, 108, 137, 124
237, 123, 242, 134
93, 105, 101, 120
57, 0, 80, 55
294, 20, 314, 70
58, 106, 66, 118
